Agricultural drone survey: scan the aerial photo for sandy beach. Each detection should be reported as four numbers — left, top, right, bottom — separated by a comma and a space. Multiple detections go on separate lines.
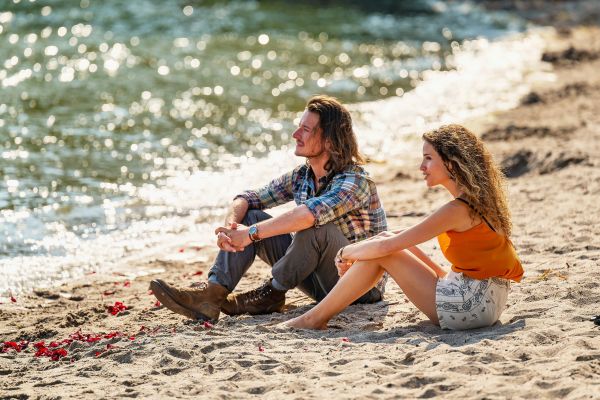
2, 12, 600, 400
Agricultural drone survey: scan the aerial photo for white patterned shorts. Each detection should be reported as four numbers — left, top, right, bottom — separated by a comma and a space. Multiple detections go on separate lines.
435, 270, 510, 330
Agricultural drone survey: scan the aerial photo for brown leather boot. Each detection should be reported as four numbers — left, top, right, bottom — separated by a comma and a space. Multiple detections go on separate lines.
150, 279, 230, 321
221, 279, 286, 316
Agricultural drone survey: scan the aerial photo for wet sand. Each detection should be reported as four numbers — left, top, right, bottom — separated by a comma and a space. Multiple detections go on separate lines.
2, 25, 600, 400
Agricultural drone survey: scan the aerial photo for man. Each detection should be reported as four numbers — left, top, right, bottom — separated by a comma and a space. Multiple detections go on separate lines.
150, 95, 387, 321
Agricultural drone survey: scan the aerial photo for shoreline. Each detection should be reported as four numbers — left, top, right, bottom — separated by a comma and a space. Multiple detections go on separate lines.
1, 25, 552, 299
2, 23, 600, 400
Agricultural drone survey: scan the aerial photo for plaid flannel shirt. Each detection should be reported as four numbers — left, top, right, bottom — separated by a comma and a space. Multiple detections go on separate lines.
235, 163, 389, 294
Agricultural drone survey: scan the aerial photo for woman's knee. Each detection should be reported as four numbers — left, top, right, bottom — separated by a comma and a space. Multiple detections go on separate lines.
379, 249, 412, 265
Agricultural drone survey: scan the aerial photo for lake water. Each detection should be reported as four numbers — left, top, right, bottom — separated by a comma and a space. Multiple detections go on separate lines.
0, 0, 548, 297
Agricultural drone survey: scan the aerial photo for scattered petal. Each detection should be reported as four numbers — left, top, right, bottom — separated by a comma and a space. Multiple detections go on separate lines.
203, 321, 213, 329
154, 301, 161, 307
2, 341, 22, 353
341, 337, 350, 343
258, 345, 264, 352
123, 281, 131, 287
10, 296, 16, 303
106, 301, 127, 316
103, 290, 116, 296
178, 248, 185, 253
50, 348, 68, 361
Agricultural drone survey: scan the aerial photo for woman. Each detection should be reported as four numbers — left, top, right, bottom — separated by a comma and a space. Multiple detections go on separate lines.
285, 124, 523, 331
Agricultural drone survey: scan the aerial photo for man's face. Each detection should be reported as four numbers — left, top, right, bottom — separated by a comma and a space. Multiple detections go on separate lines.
292, 111, 326, 158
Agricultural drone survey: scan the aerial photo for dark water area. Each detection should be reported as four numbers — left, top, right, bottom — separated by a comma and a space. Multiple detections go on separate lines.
0, 0, 529, 294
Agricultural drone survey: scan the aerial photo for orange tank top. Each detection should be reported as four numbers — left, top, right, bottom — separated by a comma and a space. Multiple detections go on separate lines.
437, 221, 524, 282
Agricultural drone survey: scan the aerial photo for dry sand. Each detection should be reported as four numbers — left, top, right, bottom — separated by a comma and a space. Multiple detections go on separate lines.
2, 25, 600, 400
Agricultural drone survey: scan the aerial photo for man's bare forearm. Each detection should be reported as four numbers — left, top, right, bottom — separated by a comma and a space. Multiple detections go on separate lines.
255, 204, 315, 239
226, 197, 249, 226
215, 204, 316, 250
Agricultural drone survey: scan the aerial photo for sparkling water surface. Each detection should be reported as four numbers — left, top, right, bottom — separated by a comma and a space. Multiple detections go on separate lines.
1, 0, 537, 295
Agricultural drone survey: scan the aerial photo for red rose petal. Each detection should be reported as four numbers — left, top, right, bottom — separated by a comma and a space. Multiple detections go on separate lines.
103, 290, 116, 296
106, 301, 127, 315
191, 271, 203, 276
203, 321, 213, 329
49, 348, 68, 361
341, 337, 350, 343
258, 345, 264, 352
123, 281, 131, 287
154, 301, 161, 307
2, 341, 21, 353
178, 248, 184, 253
10, 296, 16, 303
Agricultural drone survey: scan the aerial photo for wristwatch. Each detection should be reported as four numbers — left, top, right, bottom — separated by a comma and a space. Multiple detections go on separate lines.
248, 225, 261, 242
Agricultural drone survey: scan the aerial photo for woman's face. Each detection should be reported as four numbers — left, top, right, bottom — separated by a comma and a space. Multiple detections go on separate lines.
420, 141, 451, 187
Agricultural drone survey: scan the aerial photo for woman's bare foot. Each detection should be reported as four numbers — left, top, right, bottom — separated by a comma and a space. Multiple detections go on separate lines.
281, 314, 328, 330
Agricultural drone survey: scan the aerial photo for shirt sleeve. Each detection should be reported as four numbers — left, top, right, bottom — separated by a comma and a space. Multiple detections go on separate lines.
303, 171, 370, 226
234, 168, 296, 210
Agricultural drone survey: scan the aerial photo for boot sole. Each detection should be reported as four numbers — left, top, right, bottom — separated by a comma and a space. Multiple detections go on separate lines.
150, 280, 214, 321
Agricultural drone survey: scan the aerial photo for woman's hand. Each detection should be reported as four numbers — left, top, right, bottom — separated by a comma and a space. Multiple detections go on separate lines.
335, 246, 355, 277
335, 257, 354, 277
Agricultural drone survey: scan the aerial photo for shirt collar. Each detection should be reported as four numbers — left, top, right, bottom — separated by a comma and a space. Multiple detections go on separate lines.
306, 162, 333, 185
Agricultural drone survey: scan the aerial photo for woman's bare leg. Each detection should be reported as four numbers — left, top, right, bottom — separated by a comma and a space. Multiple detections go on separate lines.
284, 260, 384, 329
284, 249, 440, 329
378, 250, 440, 324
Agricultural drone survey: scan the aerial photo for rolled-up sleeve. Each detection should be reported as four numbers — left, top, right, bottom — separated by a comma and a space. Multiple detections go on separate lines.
234, 169, 296, 210
303, 172, 370, 226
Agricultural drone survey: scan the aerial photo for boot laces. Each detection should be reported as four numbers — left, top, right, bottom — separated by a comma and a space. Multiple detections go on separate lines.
190, 281, 209, 290
240, 281, 273, 304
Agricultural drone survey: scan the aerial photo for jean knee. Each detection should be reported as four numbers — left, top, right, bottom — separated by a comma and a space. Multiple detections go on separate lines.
299, 222, 340, 241
293, 225, 317, 241
243, 209, 271, 226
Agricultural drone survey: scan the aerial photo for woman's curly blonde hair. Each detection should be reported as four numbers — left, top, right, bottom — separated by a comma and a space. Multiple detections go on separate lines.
423, 124, 513, 236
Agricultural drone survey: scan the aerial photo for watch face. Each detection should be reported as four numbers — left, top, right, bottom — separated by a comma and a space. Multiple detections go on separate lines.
249, 225, 259, 241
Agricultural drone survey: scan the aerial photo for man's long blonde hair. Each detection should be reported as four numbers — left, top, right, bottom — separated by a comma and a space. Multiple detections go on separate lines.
307, 95, 365, 173
423, 124, 513, 236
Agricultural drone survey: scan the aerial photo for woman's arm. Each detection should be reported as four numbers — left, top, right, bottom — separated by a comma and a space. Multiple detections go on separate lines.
341, 201, 465, 262
406, 246, 446, 278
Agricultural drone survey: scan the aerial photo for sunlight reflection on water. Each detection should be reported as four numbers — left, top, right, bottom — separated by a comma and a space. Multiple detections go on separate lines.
0, 0, 539, 296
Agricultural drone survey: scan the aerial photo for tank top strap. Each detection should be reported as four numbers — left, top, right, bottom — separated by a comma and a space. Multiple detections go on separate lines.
455, 197, 497, 233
